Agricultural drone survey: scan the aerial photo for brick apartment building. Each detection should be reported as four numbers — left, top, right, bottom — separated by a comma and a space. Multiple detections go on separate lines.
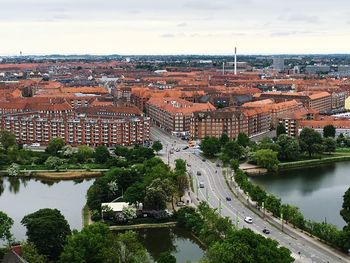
147, 97, 215, 136
0, 102, 150, 146
190, 106, 271, 140
258, 91, 332, 112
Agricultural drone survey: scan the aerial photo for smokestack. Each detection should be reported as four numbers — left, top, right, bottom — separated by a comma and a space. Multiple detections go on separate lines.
234, 47, 237, 75
222, 62, 225, 75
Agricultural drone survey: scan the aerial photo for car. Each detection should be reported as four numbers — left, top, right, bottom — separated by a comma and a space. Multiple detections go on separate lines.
226, 197, 232, 201
202, 159, 206, 162
176, 201, 185, 207
262, 228, 270, 234
196, 171, 202, 176
199, 182, 205, 188
183, 146, 189, 150
244, 216, 253, 224
216, 163, 220, 167
175, 148, 180, 152
186, 163, 191, 167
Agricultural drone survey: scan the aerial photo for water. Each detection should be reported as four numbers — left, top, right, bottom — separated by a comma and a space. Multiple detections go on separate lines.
0, 177, 94, 242
132, 227, 205, 263
250, 162, 350, 229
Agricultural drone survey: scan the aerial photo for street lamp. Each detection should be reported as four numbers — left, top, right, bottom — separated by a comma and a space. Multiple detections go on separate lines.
281, 212, 284, 232
218, 198, 222, 215
262, 201, 265, 219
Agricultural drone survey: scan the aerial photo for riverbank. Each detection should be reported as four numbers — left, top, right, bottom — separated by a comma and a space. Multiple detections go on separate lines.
33, 170, 104, 180
278, 155, 350, 171
109, 222, 177, 231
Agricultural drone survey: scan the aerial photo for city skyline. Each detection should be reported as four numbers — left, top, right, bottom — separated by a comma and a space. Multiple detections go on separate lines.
1, 0, 350, 55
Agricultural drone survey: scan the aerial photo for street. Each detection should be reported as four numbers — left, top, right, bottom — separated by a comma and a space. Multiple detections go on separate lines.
151, 126, 350, 263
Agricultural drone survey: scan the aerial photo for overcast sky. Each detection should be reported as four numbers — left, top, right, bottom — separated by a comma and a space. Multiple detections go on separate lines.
0, 0, 349, 55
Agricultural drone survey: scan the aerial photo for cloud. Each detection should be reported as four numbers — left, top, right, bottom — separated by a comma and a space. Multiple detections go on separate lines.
177, 22, 187, 27
160, 34, 175, 38
286, 14, 320, 23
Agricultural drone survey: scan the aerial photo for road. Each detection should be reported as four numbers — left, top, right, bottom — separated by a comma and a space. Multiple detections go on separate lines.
151, 126, 350, 263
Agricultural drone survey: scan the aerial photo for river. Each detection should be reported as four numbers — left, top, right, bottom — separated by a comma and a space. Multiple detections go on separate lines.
0, 177, 94, 241
250, 162, 350, 229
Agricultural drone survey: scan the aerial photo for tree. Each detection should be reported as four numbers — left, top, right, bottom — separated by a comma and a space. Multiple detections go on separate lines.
219, 133, 230, 147
200, 137, 221, 158
223, 141, 243, 160
176, 174, 189, 201
230, 159, 239, 172
77, 145, 95, 163
276, 123, 286, 137
265, 194, 282, 217
0, 211, 13, 245
175, 159, 186, 175
122, 206, 137, 221
21, 242, 46, 263
46, 137, 65, 156
21, 208, 71, 261
94, 145, 111, 164
62, 145, 75, 157
45, 156, 64, 170
276, 134, 300, 161
323, 137, 336, 154
60, 223, 148, 263
152, 141, 163, 154
144, 178, 174, 210
157, 251, 176, 263
0, 130, 16, 150
6, 163, 20, 177
323, 124, 336, 138
253, 149, 280, 172
341, 187, 350, 225
236, 132, 250, 148
299, 128, 324, 157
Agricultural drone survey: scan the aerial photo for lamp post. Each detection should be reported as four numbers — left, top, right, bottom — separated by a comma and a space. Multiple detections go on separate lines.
218, 198, 222, 215
281, 212, 284, 232
262, 201, 265, 219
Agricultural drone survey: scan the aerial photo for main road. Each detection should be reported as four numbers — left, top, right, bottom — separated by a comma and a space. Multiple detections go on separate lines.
150, 127, 350, 263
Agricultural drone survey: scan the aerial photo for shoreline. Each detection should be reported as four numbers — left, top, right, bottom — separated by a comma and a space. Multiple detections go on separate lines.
0, 170, 104, 180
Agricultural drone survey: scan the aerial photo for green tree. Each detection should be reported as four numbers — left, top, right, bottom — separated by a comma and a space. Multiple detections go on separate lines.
299, 128, 324, 157
341, 187, 350, 225
21, 208, 71, 261
94, 145, 111, 164
21, 242, 46, 263
200, 137, 221, 158
0, 211, 13, 245
276, 123, 286, 137
45, 156, 64, 170
6, 163, 20, 177
253, 149, 280, 172
236, 132, 250, 148
46, 137, 65, 156
152, 141, 163, 154
229, 159, 239, 172
323, 124, 336, 138
144, 178, 174, 210
219, 133, 230, 147
77, 145, 95, 163
175, 159, 186, 175
276, 134, 300, 161
223, 141, 243, 160
157, 251, 176, 263
323, 137, 336, 154
0, 130, 16, 150
265, 194, 282, 217
61, 223, 149, 262
176, 174, 189, 201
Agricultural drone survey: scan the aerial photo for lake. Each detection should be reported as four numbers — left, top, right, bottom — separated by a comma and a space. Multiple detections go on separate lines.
133, 227, 205, 263
250, 162, 350, 228
0, 177, 94, 241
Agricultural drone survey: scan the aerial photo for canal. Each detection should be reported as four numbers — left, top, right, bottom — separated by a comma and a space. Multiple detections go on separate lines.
0, 177, 94, 241
250, 161, 350, 228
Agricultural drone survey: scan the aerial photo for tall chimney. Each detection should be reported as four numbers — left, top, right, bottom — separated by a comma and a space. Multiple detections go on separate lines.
234, 47, 237, 75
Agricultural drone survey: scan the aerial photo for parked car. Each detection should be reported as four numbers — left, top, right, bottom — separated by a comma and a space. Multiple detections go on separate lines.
187, 163, 191, 167
226, 197, 232, 201
262, 228, 270, 234
176, 201, 186, 207
244, 216, 253, 224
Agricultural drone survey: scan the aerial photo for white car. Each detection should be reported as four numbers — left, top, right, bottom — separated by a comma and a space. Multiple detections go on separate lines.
244, 216, 253, 224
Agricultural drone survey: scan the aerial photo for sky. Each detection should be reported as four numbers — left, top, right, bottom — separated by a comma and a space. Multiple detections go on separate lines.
0, 0, 349, 55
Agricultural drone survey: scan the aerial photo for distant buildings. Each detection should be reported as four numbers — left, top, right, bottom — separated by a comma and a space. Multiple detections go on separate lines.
272, 58, 285, 72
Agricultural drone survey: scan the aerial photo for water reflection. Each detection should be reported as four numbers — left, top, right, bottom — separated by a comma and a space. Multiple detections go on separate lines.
8, 177, 20, 194
251, 162, 350, 228
125, 227, 204, 263
0, 178, 4, 196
